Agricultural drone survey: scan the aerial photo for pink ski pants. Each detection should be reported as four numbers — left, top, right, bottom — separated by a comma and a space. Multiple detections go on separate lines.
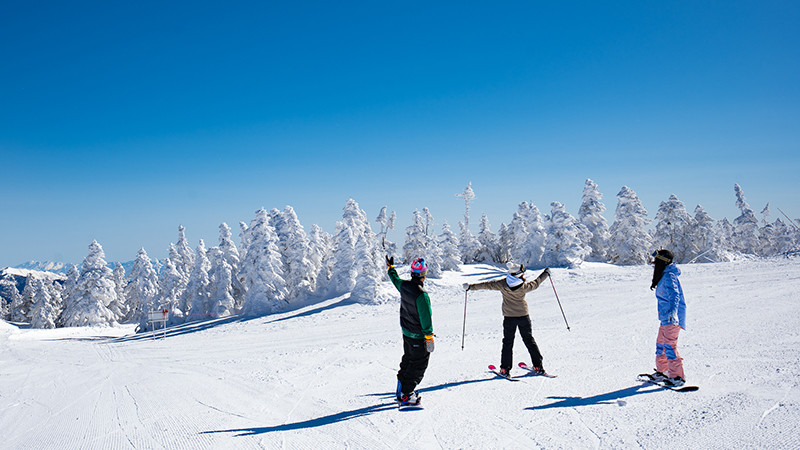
655, 324, 684, 379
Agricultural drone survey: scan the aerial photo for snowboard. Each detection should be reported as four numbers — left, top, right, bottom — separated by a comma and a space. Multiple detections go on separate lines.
518, 362, 557, 378
638, 373, 699, 392
397, 398, 424, 411
488, 364, 520, 381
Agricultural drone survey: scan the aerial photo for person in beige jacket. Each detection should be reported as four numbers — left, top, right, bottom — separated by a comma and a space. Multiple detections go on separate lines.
464, 263, 550, 377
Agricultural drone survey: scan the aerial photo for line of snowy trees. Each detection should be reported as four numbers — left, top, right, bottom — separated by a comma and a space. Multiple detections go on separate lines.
2, 182, 797, 329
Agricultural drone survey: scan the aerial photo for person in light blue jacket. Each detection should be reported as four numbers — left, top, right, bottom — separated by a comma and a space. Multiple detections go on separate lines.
649, 249, 687, 386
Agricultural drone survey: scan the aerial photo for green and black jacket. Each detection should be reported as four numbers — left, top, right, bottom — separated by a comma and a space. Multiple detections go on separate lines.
388, 266, 433, 339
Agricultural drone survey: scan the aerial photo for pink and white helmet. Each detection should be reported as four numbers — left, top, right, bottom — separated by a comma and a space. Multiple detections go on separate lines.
410, 257, 427, 277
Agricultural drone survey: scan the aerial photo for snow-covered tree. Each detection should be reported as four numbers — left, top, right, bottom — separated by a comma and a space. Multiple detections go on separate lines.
272, 207, 316, 302
328, 199, 376, 296
456, 182, 481, 263
732, 184, 760, 255
206, 246, 235, 318
158, 257, 184, 318
438, 221, 461, 271
29, 277, 62, 329
309, 224, 333, 294
217, 223, 244, 307
607, 186, 652, 265
579, 179, 610, 262
56, 265, 80, 326
652, 194, 696, 263
175, 225, 195, 280
403, 210, 427, 264
184, 240, 212, 320
476, 214, 500, 263
690, 205, 725, 263
9, 277, 30, 322
715, 218, 735, 256
351, 233, 392, 304
60, 240, 118, 327
109, 263, 128, 321
544, 201, 592, 268
125, 248, 159, 327
496, 223, 512, 263
376, 207, 397, 257
0, 273, 22, 321
517, 202, 547, 269
239, 208, 287, 316
505, 212, 528, 266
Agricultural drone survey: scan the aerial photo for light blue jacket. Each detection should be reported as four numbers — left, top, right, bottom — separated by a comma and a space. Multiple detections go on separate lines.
655, 264, 686, 329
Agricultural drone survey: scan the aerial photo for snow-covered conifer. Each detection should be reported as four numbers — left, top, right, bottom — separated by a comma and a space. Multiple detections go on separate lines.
184, 240, 212, 320
273, 207, 316, 302
328, 199, 376, 296
691, 205, 723, 263
29, 277, 62, 329
544, 202, 592, 268
476, 214, 499, 263
438, 221, 461, 271
375, 207, 398, 257
732, 184, 760, 255
607, 186, 652, 265
403, 210, 427, 264
579, 179, 610, 262
496, 223, 512, 264
8, 276, 28, 322
652, 195, 696, 263
109, 263, 128, 321
518, 202, 546, 269
0, 272, 22, 321
715, 218, 735, 256
60, 240, 118, 327
126, 248, 159, 327
158, 257, 184, 317
309, 224, 333, 294
218, 222, 244, 306
240, 208, 287, 316
351, 233, 391, 304
56, 265, 79, 326
206, 246, 235, 318
175, 225, 195, 280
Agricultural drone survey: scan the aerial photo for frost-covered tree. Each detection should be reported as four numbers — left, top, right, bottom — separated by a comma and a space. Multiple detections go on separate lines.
29, 277, 62, 329
438, 221, 461, 271
544, 202, 592, 268
403, 210, 427, 264
206, 246, 235, 318
732, 184, 760, 255
57, 265, 80, 326
715, 218, 735, 256
10, 277, 31, 322
60, 240, 118, 327
273, 207, 316, 302
505, 212, 528, 265
690, 205, 725, 263
477, 214, 500, 263
579, 179, 610, 262
0, 272, 22, 321
158, 257, 184, 317
309, 224, 333, 294
184, 240, 212, 320
518, 202, 547, 269
376, 207, 398, 257
607, 186, 652, 265
109, 263, 128, 321
652, 195, 696, 263
217, 223, 244, 306
126, 248, 159, 327
456, 183, 481, 263
175, 225, 195, 280
240, 208, 287, 315
328, 199, 376, 296
496, 223, 512, 263
351, 233, 391, 304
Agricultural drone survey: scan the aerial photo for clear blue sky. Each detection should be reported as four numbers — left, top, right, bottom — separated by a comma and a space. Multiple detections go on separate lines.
1, 1, 798, 267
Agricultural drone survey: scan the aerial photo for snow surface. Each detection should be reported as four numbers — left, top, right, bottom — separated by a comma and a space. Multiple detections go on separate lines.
1, 259, 799, 449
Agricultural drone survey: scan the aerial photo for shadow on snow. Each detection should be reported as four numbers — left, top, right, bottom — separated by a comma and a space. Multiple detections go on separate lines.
525, 383, 661, 410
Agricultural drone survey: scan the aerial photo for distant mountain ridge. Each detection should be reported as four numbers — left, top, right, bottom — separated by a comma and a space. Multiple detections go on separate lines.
10, 259, 163, 275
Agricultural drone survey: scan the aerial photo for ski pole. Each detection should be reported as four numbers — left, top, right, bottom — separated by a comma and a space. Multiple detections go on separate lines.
549, 276, 571, 331
461, 290, 468, 350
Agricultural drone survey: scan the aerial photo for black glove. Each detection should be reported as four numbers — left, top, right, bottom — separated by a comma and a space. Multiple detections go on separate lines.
386, 255, 394, 268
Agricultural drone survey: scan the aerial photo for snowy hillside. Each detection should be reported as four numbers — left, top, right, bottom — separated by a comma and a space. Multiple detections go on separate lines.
1, 258, 798, 449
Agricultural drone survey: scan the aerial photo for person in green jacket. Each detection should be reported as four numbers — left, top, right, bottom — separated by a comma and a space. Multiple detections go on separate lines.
387, 256, 433, 406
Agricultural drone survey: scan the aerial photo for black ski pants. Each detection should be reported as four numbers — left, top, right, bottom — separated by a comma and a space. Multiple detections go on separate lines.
397, 335, 430, 394
501, 315, 543, 371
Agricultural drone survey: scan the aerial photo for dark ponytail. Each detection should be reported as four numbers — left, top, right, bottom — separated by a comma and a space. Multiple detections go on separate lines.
650, 249, 674, 290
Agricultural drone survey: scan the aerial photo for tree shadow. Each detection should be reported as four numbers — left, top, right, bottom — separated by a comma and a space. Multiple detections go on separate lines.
201, 402, 398, 436
526, 383, 661, 410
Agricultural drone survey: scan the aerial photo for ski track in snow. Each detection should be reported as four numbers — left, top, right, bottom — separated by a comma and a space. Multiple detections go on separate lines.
1, 258, 799, 449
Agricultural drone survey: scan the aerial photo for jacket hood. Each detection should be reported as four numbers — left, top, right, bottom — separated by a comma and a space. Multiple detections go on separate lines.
664, 264, 681, 277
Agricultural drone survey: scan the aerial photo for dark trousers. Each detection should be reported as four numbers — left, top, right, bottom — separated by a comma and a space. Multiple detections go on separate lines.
501, 315, 543, 370
397, 335, 430, 394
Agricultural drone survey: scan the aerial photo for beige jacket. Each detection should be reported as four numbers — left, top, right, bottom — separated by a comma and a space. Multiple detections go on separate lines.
470, 271, 548, 317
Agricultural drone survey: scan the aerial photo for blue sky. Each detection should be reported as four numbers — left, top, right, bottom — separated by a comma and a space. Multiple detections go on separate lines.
1, 1, 798, 267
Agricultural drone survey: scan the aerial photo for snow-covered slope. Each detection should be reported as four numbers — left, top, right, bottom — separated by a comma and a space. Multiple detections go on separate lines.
1, 259, 798, 449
